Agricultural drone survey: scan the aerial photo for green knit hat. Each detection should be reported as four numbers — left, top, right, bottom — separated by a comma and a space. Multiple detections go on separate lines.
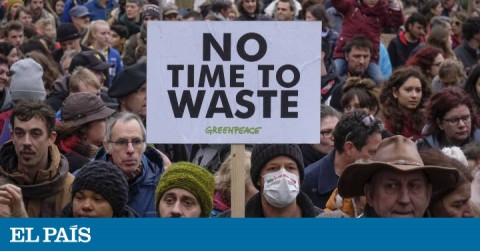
155, 162, 215, 217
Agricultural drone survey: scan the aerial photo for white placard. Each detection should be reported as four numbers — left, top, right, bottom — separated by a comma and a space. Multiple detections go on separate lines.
147, 21, 321, 144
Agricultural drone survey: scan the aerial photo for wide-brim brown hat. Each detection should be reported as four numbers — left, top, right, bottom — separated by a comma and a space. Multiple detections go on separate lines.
338, 135, 459, 198
62, 92, 116, 126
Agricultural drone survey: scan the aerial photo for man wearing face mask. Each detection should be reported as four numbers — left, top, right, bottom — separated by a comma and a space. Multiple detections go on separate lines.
219, 144, 323, 217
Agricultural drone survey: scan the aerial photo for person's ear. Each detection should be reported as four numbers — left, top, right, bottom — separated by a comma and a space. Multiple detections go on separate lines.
392, 88, 399, 99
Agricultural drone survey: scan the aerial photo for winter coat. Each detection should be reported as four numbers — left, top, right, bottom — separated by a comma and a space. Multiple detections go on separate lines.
217, 192, 323, 217
387, 31, 424, 69
0, 142, 74, 217
92, 146, 164, 217
332, 0, 403, 63
301, 151, 338, 208
416, 128, 480, 150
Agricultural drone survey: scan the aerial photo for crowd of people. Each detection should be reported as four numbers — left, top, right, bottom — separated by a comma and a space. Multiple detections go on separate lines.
0, 0, 479, 218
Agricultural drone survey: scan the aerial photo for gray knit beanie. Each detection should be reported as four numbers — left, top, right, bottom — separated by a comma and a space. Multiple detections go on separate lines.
9, 58, 46, 101
250, 144, 305, 190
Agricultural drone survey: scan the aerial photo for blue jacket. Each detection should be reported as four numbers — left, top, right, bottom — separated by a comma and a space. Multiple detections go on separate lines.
84, 0, 118, 21
91, 146, 164, 217
301, 151, 338, 209
106, 47, 123, 86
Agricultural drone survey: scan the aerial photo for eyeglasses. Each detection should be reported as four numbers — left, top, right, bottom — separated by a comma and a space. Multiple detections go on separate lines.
320, 129, 334, 138
109, 138, 145, 149
344, 114, 376, 142
443, 114, 471, 126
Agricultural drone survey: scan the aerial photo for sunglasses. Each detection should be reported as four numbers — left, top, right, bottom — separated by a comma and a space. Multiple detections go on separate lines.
344, 114, 376, 142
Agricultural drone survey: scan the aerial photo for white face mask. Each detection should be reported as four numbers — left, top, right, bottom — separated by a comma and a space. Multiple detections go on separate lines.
262, 168, 300, 208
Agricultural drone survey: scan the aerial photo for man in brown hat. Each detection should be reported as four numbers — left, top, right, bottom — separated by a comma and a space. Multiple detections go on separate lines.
338, 135, 460, 217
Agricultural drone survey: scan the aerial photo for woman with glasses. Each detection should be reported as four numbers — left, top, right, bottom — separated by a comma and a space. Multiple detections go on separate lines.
417, 87, 480, 149
380, 67, 431, 141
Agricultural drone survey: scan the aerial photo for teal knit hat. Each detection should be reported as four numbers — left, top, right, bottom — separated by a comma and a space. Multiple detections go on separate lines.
155, 162, 215, 217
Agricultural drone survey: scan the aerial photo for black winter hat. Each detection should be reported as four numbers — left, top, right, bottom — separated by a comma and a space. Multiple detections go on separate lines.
108, 62, 146, 98
72, 160, 129, 217
250, 144, 305, 190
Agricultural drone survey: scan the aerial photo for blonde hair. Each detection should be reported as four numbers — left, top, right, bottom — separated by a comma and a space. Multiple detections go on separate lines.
82, 20, 110, 47
35, 18, 54, 31
69, 66, 102, 92
214, 151, 252, 201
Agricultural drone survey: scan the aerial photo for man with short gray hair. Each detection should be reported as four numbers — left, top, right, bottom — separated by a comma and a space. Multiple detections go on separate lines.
91, 111, 164, 217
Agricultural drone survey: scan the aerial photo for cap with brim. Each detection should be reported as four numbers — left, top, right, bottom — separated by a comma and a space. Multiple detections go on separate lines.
69, 51, 113, 73
62, 92, 116, 126
70, 6, 90, 18
337, 135, 460, 198
64, 105, 116, 126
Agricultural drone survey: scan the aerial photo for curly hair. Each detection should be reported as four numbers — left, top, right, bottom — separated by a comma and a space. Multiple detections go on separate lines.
423, 87, 479, 137
380, 67, 431, 135
333, 110, 383, 154
341, 77, 379, 115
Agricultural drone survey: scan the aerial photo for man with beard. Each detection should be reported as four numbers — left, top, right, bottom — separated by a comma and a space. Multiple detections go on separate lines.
0, 99, 74, 217
388, 12, 427, 69
28, 0, 55, 25
69, 5, 90, 37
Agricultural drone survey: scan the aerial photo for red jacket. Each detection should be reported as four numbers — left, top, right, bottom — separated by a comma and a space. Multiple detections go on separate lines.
332, 0, 404, 63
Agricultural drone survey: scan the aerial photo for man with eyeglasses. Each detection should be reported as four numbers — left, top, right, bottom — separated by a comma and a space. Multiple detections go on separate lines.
90, 111, 164, 217
301, 110, 383, 210
108, 62, 190, 163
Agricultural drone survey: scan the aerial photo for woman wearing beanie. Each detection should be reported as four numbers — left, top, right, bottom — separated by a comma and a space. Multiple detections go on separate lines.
219, 144, 323, 217
62, 160, 138, 217
155, 162, 215, 218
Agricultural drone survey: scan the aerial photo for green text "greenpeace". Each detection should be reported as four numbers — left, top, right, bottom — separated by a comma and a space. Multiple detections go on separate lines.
205, 126, 262, 135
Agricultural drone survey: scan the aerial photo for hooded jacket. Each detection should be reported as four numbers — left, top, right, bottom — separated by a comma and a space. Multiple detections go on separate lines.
0, 142, 74, 217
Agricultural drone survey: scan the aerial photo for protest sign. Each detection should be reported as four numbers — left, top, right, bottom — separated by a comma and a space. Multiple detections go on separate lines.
147, 22, 322, 144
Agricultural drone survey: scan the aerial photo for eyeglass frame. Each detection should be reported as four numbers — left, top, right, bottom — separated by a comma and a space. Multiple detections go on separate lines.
442, 114, 471, 127
108, 138, 146, 149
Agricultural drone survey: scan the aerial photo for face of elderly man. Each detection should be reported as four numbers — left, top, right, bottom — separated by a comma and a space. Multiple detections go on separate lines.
365, 169, 432, 217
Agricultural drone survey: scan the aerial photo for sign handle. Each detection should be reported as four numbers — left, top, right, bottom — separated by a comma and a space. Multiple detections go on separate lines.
230, 144, 246, 217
